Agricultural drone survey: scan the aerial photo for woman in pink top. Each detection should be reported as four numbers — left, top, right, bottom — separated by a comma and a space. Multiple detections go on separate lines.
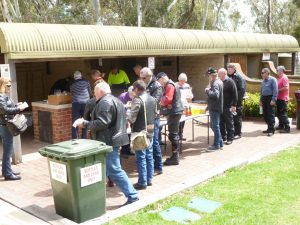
276, 66, 290, 133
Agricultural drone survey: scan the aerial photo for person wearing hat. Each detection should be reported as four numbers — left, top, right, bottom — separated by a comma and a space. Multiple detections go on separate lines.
70, 70, 92, 139
157, 72, 183, 165
205, 67, 224, 151
276, 65, 290, 133
227, 63, 246, 139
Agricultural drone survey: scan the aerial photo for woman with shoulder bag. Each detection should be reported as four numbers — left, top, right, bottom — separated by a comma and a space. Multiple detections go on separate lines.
0, 77, 26, 181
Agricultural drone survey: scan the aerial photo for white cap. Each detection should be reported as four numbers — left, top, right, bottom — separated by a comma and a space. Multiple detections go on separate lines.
74, 71, 82, 80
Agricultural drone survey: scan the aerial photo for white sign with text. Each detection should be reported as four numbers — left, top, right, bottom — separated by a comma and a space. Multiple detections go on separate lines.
50, 161, 67, 184
148, 57, 155, 69
80, 163, 102, 187
0, 64, 10, 78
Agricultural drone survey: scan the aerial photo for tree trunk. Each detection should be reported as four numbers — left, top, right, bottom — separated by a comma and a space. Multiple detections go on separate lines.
267, 0, 273, 33
213, 0, 223, 30
137, 0, 142, 27
93, 0, 102, 25
201, 0, 209, 30
1, 0, 13, 22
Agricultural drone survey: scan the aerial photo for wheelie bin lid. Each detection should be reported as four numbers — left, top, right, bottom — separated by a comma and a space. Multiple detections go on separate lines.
38, 139, 113, 160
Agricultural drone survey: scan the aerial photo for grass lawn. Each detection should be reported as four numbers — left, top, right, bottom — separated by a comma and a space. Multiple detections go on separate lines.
108, 146, 300, 225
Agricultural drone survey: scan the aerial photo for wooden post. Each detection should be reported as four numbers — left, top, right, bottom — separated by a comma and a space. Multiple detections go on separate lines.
5, 58, 22, 164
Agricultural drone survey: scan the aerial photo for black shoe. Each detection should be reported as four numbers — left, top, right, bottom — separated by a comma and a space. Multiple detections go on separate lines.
280, 129, 290, 133
233, 135, 241, 139
276, 126, 284, 130
226, 140, 233, 145
147, 182, 152, 186
262, 130, 269, 134
159, 142, 167, 146
122, 198, 139, 206
4, 174, 21, 181
180, 137, 187, 141
121, 151, 135, 156
133, 183, 147, 190
12, 171, 20, 175
267, 132, 274, 137
154, 170, 163, 175
163, 156, 179, 166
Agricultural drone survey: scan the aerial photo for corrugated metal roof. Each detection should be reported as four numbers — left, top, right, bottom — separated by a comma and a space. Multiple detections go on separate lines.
0, 23, 298, 60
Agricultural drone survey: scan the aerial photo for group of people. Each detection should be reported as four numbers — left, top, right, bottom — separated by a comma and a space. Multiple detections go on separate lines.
69, 65, 191, 205
206, 63, 290, 152
205, 64, 246, 151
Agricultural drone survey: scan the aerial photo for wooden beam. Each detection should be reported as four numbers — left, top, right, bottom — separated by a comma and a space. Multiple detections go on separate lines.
5, 57, 22, 164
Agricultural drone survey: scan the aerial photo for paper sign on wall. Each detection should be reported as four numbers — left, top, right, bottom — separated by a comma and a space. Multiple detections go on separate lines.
80, 163, 102, 187
0, 64, 10, 78
50, 161, 67, 184
148, 57, 155, 69
262, 53, 271, 60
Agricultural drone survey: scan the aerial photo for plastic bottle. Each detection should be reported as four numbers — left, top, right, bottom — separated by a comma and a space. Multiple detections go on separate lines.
259, 106, 263, 115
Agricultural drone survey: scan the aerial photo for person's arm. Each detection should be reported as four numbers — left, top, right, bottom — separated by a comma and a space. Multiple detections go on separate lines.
278, 76, 289, 92
122, 70, 131, 85
160, 84, 175, 106
271, 78, 278, 103
84, 100, 113, 131
0, 96, 20, 115
206, 82, 220, 100
128, 97, 141, 124
152, 85, 163, 103
87, 82, 92, 98
107, 73, 112, 86
231, 81, 238, 106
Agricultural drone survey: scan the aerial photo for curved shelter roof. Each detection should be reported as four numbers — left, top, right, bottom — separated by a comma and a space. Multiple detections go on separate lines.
0, 23, 299, 60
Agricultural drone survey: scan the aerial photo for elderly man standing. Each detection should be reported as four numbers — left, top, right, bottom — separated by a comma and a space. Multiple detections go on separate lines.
218, 68, 237, 145
75, 82, 138, 206
276, 65, 290, 133
227, 63, 246, 139
260, 68, 278, 137
128, 80, 156, 190
176, 73, 194, 141
139, 67, 163, 174
157, 72, 183, 166
205, 67, 223, 151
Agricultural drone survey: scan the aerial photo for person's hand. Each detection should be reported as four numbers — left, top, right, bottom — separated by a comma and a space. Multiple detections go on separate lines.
205, 87, 210, 93
73, 118, 84, 128
270, 100, 275, 106
167, 104, 172, 109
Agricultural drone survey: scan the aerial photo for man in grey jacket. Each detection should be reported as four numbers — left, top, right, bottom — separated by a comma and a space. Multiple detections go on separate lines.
205, 67, 224, 151
76, 82, 138, 206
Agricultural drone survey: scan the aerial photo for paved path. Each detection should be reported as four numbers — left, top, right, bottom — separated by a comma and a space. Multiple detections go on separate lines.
0, 119, 299, 224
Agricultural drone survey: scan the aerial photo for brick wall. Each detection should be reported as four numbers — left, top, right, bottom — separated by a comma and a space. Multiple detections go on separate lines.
32, 105, 72, 143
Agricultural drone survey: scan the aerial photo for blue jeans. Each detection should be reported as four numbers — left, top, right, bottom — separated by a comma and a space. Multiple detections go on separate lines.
72, 102, 87, 139
0, 125, 14, 177
153, 118, 163, 172
135, 138, 154, 186
106, 147, 138, 201
209, 110, 223, 148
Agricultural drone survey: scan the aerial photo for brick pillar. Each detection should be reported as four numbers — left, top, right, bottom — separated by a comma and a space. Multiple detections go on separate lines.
32, 102, 72, 143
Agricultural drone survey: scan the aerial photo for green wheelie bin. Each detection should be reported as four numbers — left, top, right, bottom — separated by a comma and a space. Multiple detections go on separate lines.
39, 139, 112, 223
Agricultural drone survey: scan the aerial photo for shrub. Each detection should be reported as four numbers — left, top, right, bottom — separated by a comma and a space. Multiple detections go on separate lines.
243, 92, 296, 118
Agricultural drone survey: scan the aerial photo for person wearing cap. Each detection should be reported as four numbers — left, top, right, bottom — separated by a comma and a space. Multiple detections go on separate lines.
157, 72, 183, 165
276, 65, 290, 133
140, 67, 163, 175
108, 65, 130, 96
260, 68, 278, 136
70, 70, 92, 139
176, 73, 194, 141
218, 68, 237, 145
227, 63, 246, 139
205, 67, 224, 151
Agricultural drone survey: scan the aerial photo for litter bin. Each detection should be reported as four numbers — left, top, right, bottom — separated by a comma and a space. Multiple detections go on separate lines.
295, 90, 300, 129
39, 139, 112, 223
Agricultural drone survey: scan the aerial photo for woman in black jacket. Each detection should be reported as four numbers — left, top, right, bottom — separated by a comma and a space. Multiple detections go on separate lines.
0, 77, 26, 181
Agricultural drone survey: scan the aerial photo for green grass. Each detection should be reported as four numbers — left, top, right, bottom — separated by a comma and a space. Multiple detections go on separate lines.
107, 147, 300, 225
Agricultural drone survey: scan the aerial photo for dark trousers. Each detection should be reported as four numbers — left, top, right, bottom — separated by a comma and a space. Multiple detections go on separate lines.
167, 114, 181, 153
220, 108, 234, 141
276, 99, 290, 130
72, 102, 87, 139
233, 105, 243, 136
262, 96, 275, 133
178, 121, 185, 139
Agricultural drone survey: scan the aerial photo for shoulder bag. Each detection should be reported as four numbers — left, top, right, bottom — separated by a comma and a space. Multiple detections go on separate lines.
131, 97, 149, 151
7, 114, 28, 136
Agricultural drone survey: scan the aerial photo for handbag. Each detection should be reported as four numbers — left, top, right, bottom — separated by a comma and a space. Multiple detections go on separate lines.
131, 98, 149, 151
7, 114, 28, 136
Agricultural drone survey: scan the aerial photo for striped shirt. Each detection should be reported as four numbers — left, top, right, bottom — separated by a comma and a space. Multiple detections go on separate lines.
70, 79, 92, 103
